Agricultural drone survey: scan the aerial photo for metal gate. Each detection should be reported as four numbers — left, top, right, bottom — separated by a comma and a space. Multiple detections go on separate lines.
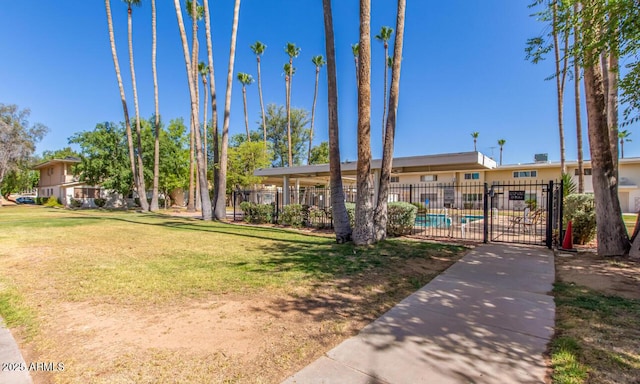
486, 180, 562, 248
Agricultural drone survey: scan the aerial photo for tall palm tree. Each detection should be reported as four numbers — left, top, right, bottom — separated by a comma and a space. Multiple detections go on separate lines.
619, 130, 631, 159
573, 4, 584, 193
173, 0, 212, 220
354, 0, 374, 245
375, 26, 393, 145
187, 0, 203, 212
284, 42, 301, 167
309, 55, 326, 164
351, 43, 360, 84
552, 0, 569, 175
322, 0, 352, 243
198, 62, 210, 172
373, 0, 406, 242
202, 0, 219, 209
150, 0, 161, 211
283, 62, 296, 166
471, 131, 479, 151
213, 0, 241, 220
237, 72, 254, 141
498, 139, 506, 166
104, 0, 139, 209
250, 41, 267, 145
124, 0, 149, 211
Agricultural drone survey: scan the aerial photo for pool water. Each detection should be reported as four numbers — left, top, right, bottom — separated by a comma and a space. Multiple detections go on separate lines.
415, 214, 484, 228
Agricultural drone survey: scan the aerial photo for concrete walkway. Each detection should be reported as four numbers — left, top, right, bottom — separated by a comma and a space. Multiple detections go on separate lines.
283, 244, 555, 384
0, 320, 32, 384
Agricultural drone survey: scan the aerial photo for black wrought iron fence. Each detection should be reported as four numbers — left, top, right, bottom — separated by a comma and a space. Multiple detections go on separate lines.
232, 180, 562, 248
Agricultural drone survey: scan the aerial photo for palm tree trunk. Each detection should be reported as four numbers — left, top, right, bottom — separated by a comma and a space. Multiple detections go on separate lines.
191, 12, 202, 212
188, 117, 196, 211
374, 0, 405, 242
308, 66, 320, 164
499, 147, 503, 165
322, 0, 351, 243
202, 0, 219, 213
213, 0, 241, 220
584, 53, 629, 256
202, 76, 208, 174
242, 85, 250, 140
173, 0, 212, 220
104, 0, 137, 209
381, 42, 388, 147
354, 0, 374, 246
575, 63, 585, 193
127, 4, 149, 211
150, 0, 161, 211
607, 53, 619, 173
287, 64, 293, 167
257, 56, 267, 145
552, 0, 567, 175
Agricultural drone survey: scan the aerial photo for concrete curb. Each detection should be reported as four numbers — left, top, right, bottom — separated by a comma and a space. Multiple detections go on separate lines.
0, 320, 33, 384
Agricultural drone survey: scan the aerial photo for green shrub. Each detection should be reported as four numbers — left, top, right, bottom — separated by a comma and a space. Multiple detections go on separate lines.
34, 197, 46, 205
564, 194, 596, 245
344, 202, 356, 228
387, 201, 418, 237
411, 202, 427, 213
308, 206, 331, 228
525, 199, 537, 210
94, 198, 106, 208
279, 204, 305, 227
239, 202, 273, 224
44, 196, 62, 207
69, 198, 83, 208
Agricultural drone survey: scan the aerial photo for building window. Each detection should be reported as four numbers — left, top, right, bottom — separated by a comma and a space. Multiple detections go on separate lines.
464, 172, 480, 180
420, 193, 438, 204
390, 176, 400, 183
420, 175, 437, 182
74, 187, 100, 199
574, 168, 592, 176
513, 170, 537, 178
463, 193, 483, 202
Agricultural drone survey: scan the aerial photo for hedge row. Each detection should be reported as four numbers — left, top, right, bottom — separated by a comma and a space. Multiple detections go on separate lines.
239, 201, 417, 237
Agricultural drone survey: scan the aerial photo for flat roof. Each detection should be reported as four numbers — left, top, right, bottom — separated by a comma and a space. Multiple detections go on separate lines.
255, 151, 497, 180
33, 157, 81, 170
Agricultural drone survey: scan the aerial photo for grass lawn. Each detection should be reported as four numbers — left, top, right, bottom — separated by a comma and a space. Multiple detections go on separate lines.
553, 253, 640, 384
0, 205, 466, 383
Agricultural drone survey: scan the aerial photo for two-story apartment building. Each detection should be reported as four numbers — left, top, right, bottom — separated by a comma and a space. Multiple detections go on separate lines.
33, 157, 101, 206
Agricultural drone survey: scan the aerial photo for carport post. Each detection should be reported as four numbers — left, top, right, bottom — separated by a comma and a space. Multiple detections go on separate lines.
283, 176, 290, 205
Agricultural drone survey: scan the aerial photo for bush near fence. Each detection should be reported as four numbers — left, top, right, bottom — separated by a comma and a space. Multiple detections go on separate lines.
239, 202, 273, 224
563, 194, 596, 245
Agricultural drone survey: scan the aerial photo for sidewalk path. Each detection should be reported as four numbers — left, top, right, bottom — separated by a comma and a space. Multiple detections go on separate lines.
0, 320, 33, 384
283, 243, 555, 384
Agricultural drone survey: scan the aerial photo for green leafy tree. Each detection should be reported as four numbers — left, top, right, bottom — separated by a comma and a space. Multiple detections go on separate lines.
0, 104, 48, 198
351, 43, 360, 85
227, 134, 270, 193
264, 104, 309, 167
308, 141, 329, 165
69, 122, 133, 197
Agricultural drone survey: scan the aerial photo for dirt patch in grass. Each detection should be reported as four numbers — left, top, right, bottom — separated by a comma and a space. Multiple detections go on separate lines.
0, 207, 466, 383
553, 251, 640, 384
555, 251, 640, 300
22, 255, 459, 383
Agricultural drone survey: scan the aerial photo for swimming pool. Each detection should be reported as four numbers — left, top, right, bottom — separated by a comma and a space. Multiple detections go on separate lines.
414, 214, 484, 228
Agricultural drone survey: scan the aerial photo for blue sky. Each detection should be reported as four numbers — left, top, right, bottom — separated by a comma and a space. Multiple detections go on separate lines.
1, 1, 635, 165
